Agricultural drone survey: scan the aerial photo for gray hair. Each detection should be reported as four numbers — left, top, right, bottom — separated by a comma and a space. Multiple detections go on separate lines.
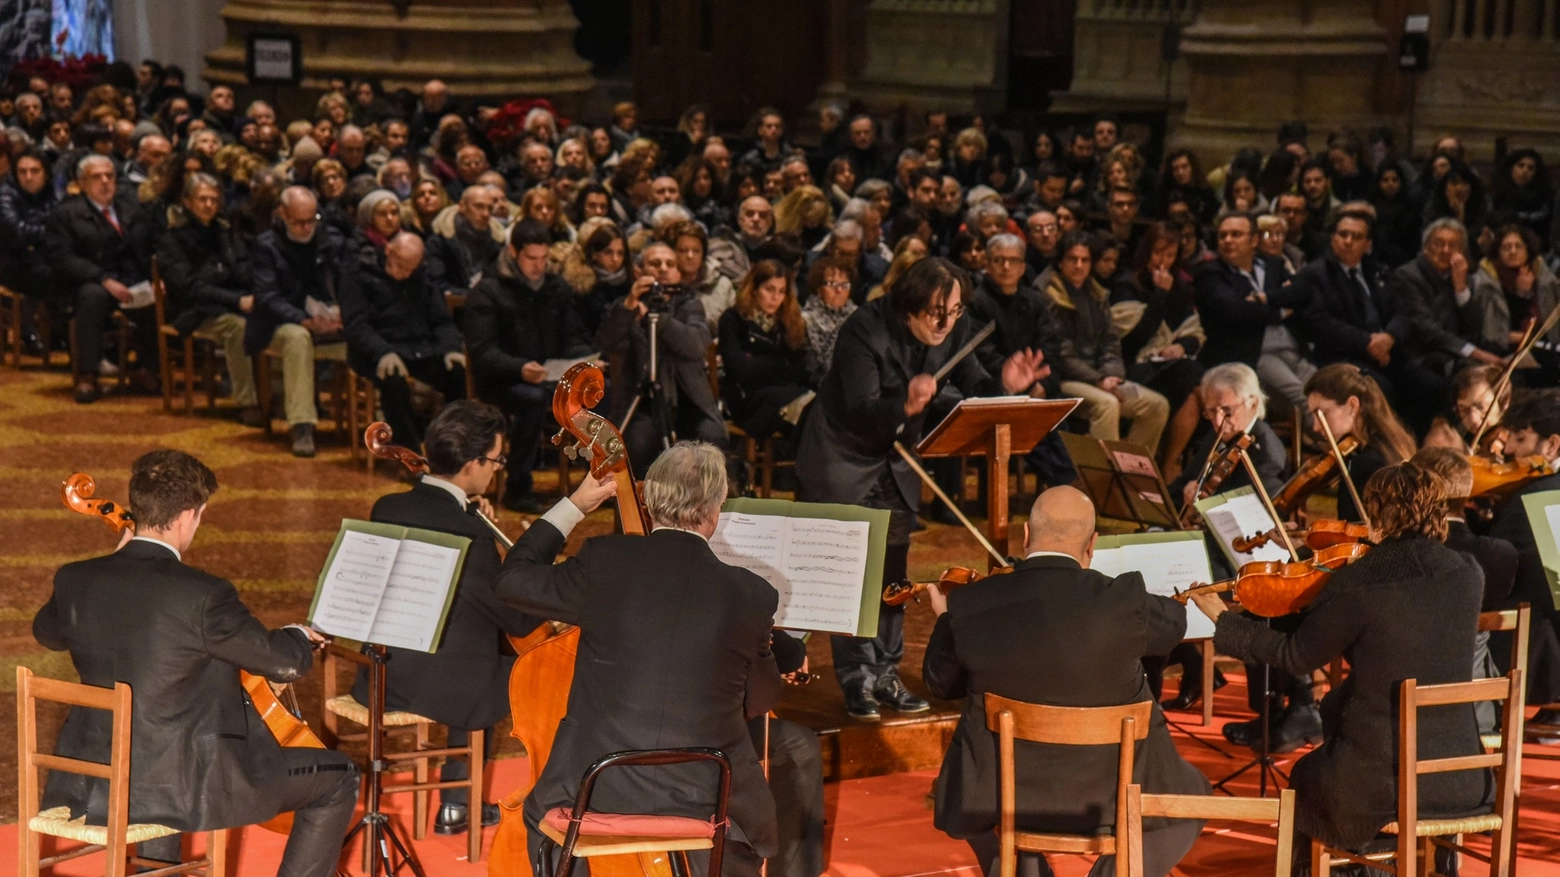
1422, 216, 1467, 248
838, 197, 870, 223
854, 179, 892, 201
76, 153, 115, 181
781, 154, 809, 172
1200, 362, 1267, 422
896, 148, 925, 167
649, 202, 694, 230
832, 218, 863, 241
184, 172, 223, 198
986, 232, 1024, 254
965, 200, 1008, 227
643, 441, 728, 529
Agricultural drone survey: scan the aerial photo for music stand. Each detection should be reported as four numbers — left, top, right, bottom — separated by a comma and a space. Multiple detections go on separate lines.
339, 644, 427, 877
1060, 433, 1179, 530
916, 398, 1077, 570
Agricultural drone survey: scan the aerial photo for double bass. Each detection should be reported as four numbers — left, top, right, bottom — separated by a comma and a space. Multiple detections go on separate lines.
60, 472, 324, 835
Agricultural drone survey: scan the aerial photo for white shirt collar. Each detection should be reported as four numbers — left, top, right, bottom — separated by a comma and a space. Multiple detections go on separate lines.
1024, 549, 1078, 563
421, 474, 470, 509
130, 535, 182, 561
652, 525, 710, 543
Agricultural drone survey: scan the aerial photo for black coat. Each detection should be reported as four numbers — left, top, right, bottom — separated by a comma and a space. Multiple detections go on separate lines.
337, 241, 463, 378
0, 178, 57, 291
1169, 419, 1289, 502
716, 308, 811, 423
1212, 536, 1492, 849
924, 555, 1209, 837
1386, 254, 1487, 364
967, 273, 1063, 398
597, 285, 723, 425
794, 298, 1004, 509
155, 212, 250, 336
45, 192, 153, 288
1293, 253, 1407, 366
465, 256, 591, 399
495, 522, 782, 857
1445, 519, 1517, 612
351, 481, 544, 729
244, 222, 351, 355
425, 219, 501, 297
33, 540, 316, 831
1192, 254, 1293, 367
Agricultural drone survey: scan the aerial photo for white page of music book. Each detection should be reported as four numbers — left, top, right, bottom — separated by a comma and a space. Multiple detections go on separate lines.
1202, 490, 1290, 568
313, 530, 463, 650
710, 513, 871, 634
1090, 535, 1216, 640
313, 529, 400, 641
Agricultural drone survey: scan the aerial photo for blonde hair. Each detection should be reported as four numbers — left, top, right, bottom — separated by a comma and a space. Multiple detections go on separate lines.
774, 185, 832, 236
643, 442, 728, 530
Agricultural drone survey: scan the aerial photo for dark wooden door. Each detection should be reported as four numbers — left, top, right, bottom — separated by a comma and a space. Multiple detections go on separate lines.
1008, 0, 1076, 110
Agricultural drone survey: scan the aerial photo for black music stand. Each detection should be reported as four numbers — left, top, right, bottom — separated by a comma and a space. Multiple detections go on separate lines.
339, 645, 427, 877
1060, 433, 1179, 530
1209, 625, 1290, 797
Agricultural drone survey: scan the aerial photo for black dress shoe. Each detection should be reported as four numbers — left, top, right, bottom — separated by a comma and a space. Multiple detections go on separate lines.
873, 676, 931, 713
842, 684, 881, 721
501, 491, 546, 514
1161, 670, 1227, 712
433, 802, 500, 835
1267, 703, 1324, 753
73, 379, 100, 404
1221, 715, 1267, 747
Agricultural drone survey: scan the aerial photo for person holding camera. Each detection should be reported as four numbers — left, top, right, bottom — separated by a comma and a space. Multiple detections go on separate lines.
598, 240, 728, 475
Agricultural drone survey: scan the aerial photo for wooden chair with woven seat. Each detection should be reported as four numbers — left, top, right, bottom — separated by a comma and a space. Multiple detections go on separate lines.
1123, 783, 1296, 877
151, 262, 221, 414
318, 643, 486, 863
538, 747, 732, 877
17, 666, 227, 877
1311, 669, 1525, 877
1478, 606, 1529, 751
253, 339, 352, 439
985, 692, 1152, 877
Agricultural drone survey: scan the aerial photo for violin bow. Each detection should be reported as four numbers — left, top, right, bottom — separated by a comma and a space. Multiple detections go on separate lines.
892, 441, 1008, 567
1313, 410, 1370, 531
1471, 300, 1560, 448
1239, 448, 1300, 562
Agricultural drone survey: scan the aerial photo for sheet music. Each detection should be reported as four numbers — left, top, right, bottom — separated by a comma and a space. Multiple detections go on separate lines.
366, 540, 464, 651
1204, 491, 1290, 567
1091, 537, 1216, 639
311, 530, 400, 641
543, 353, 600, 382
710, 513, 870, 634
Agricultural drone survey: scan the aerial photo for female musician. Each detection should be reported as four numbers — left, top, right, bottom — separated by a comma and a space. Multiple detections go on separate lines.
1190, 463, 1491, 869
1304, 363, 1416, 523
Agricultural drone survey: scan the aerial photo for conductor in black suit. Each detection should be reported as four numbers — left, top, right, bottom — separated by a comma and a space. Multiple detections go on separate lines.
350, 401, 544, 834
924, 485, 1208, 877
793, 257, 1047, 720
33, 450, 359, 877
495, 441, 788, 877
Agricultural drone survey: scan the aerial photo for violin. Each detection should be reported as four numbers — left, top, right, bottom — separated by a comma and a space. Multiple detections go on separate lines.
1269, 434, 1361, 521
1177, 433, 1253, 527
61, 472, 323, 835
1232, 518, 1371, 554
882, 565, 1012, 606
364, 421, 518, 548
1468, 454, 1555, 502
1175, 541, 1369, 617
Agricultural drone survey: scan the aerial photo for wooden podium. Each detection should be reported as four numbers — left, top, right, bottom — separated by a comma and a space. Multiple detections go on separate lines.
915, 397, 1079, 569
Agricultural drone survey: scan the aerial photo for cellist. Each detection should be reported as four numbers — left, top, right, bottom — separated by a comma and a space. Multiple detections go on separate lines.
32, 450, 360, 877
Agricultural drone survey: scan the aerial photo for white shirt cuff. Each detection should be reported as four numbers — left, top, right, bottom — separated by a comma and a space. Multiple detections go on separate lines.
540, 498, 586, 536
1455, 287, 1471, 306
1459, 342, 1476, 357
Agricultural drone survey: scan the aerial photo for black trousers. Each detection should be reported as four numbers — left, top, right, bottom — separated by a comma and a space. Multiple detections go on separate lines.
73, 283, 156, 378
439, 724, 499, 806
374, 356, 467, 452
490, 380, 556, 497
748, 717, 825, 877
831, 470, 913, 692
623, 399, 728, 479
966, 815, 1202, 877
1243, 612, 1314, 712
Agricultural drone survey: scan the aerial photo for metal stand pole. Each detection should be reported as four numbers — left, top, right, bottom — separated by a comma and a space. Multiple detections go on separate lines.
339, 645, 427, 877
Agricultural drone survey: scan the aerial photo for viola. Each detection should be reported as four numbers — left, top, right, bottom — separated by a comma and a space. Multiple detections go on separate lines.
1468, 454, 1554, 502
882, 565, 1012, 606
1178, 433, 1253, 527
1176, 541, 1369, 618
1269, 434, 1361, 520
60, 472, 323, 835
1232, 518, 1370, 554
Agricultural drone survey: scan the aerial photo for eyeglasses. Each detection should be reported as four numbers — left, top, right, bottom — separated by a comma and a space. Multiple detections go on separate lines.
1333, 230, 1368, 242
479, 453, 508, 467
923, 303, 966, 324
1202, 404, 1241, 422
988, 256, 1024, 267
820, 279, 851, 290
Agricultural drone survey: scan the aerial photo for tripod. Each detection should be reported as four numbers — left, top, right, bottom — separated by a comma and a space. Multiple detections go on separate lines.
1210, 635, 1290, 797
340, 645, 427, 877
618, 312, 678, 455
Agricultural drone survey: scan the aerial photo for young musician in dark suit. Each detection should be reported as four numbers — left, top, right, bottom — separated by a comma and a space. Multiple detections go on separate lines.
793, 257, 1047, 720
350, 401, 545, 833
495, 441, 796, 877
924, 486, 1209, 877
33, 451, 359, 877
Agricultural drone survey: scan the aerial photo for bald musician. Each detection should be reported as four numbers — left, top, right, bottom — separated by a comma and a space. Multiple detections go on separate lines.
924, 486, 1208, 877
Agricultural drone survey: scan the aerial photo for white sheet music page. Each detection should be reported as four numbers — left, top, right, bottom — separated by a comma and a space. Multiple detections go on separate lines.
1090, 536, 1216, 639
366, 540, 464, 651
312, 530, 399, 641
710, 513, 870, 634
1204, 491, 1290, 567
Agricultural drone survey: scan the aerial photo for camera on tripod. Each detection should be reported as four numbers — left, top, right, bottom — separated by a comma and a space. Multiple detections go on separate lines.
642, 281, 688, 313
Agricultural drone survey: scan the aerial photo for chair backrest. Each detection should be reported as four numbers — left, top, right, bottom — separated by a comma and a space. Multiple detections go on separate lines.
1397, 670, 1524, 843
150, 256, 168, 327
1123, 784, 1296, 877
1478, 605, 1529, 678
16, 667, 135, 864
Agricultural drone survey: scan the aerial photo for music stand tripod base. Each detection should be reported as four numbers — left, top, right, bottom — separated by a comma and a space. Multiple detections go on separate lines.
1209, 651, 1291, 797
339, 645, 429, 877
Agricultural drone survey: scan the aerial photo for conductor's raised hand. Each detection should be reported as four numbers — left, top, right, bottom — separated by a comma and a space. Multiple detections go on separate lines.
1001, 348, 1048, 395
904, 373, 937, 417
568, 473, 618, 515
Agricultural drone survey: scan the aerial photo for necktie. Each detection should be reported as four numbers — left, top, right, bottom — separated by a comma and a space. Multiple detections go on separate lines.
101, 205, 122, 236
1349, 267, 1379, 328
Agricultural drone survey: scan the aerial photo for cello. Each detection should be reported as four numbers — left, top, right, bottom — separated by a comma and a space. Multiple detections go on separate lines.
60, 472, 324, 835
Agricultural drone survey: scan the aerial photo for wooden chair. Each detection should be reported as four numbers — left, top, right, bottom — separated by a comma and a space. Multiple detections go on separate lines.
538, 748, 732, 877
68, 313, 132, 389
318, 644, 485, 863
17, 666, 227, 877
253, 339, 351, 439
1123, 784, 1296, 877
0, 284, 56, 367
1478, 606, 1529, 750
985, 692, 1152, 877
1310, 669, 1525, 877
151, 262, 221, 414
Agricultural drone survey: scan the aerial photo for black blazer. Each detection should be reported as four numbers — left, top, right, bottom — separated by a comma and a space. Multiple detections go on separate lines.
924, 555, 1209, 837
1387, 254, 1486, 362
1169, 419, 1289, 502
155, 212, 250, 336
45, 193, 153, 288
794, 298, 1003, 509
32, 540, 316, 831
350, 481, 543, 729
495, 522, 782, 857
1293, 253, 1405, 366
1193, 254, 1292, 367
1213, 536, 1491, 849
1445, 519, 1517, 612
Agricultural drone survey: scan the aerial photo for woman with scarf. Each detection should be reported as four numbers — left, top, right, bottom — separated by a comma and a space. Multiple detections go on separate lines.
718, 259, 815, 443
801, 255, 859, 383
1469, 222, 1560, 385
354, 189, 403, 258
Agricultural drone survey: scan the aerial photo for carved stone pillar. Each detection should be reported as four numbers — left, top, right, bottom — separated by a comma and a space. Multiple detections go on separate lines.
1170, 0, 1389, 165
1050, 0, 1197, 115
850, 0, 1008, 114
205, 0, 593, 107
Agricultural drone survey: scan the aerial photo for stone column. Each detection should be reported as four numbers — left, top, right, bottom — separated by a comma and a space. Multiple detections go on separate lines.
1050, 0, 1197, 115
1171, 0, 1389, 165
205, 0, 593, 108
850, 0, 1009, 115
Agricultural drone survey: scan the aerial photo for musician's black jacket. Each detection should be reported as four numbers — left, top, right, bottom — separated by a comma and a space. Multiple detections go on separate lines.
1487, 472, 1560, 704
1167, 418, 1289, 504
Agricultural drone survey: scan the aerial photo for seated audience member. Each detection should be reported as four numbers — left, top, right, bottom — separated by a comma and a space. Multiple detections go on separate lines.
570, 221, 629, 338
155, 172, 261, 426
1095, 185, 1149, 256
950, 230, 985, 273
1194, 211, 1294, 368
718, 260, 814, 443
339, 231, 466, 451
426, 184, 502, 299
801, 255, 858, 382
1391, 217, 1505, 368
353, 189, 404, 256
665, 220, 735, 325
1469, 222, 1560, 385
47, 154, 158, 403
1190, 462, 1490, 873
466, 220, 592, 512
0, 150, 60, 354
926, 486, 1209, 877
599, 241, 728, 474
1023, 209, 1061, 278
246, 186, 351, 457
1305, 363, 1416, 523
1045, 231, 1170, 450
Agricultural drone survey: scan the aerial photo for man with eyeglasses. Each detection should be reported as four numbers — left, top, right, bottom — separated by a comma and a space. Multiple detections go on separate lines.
1193, 211, 1295, 369
1387, 217, 1503, 374
350, 400, 545, 835
246, 186, 351, 456
795, 257, 1046, 720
